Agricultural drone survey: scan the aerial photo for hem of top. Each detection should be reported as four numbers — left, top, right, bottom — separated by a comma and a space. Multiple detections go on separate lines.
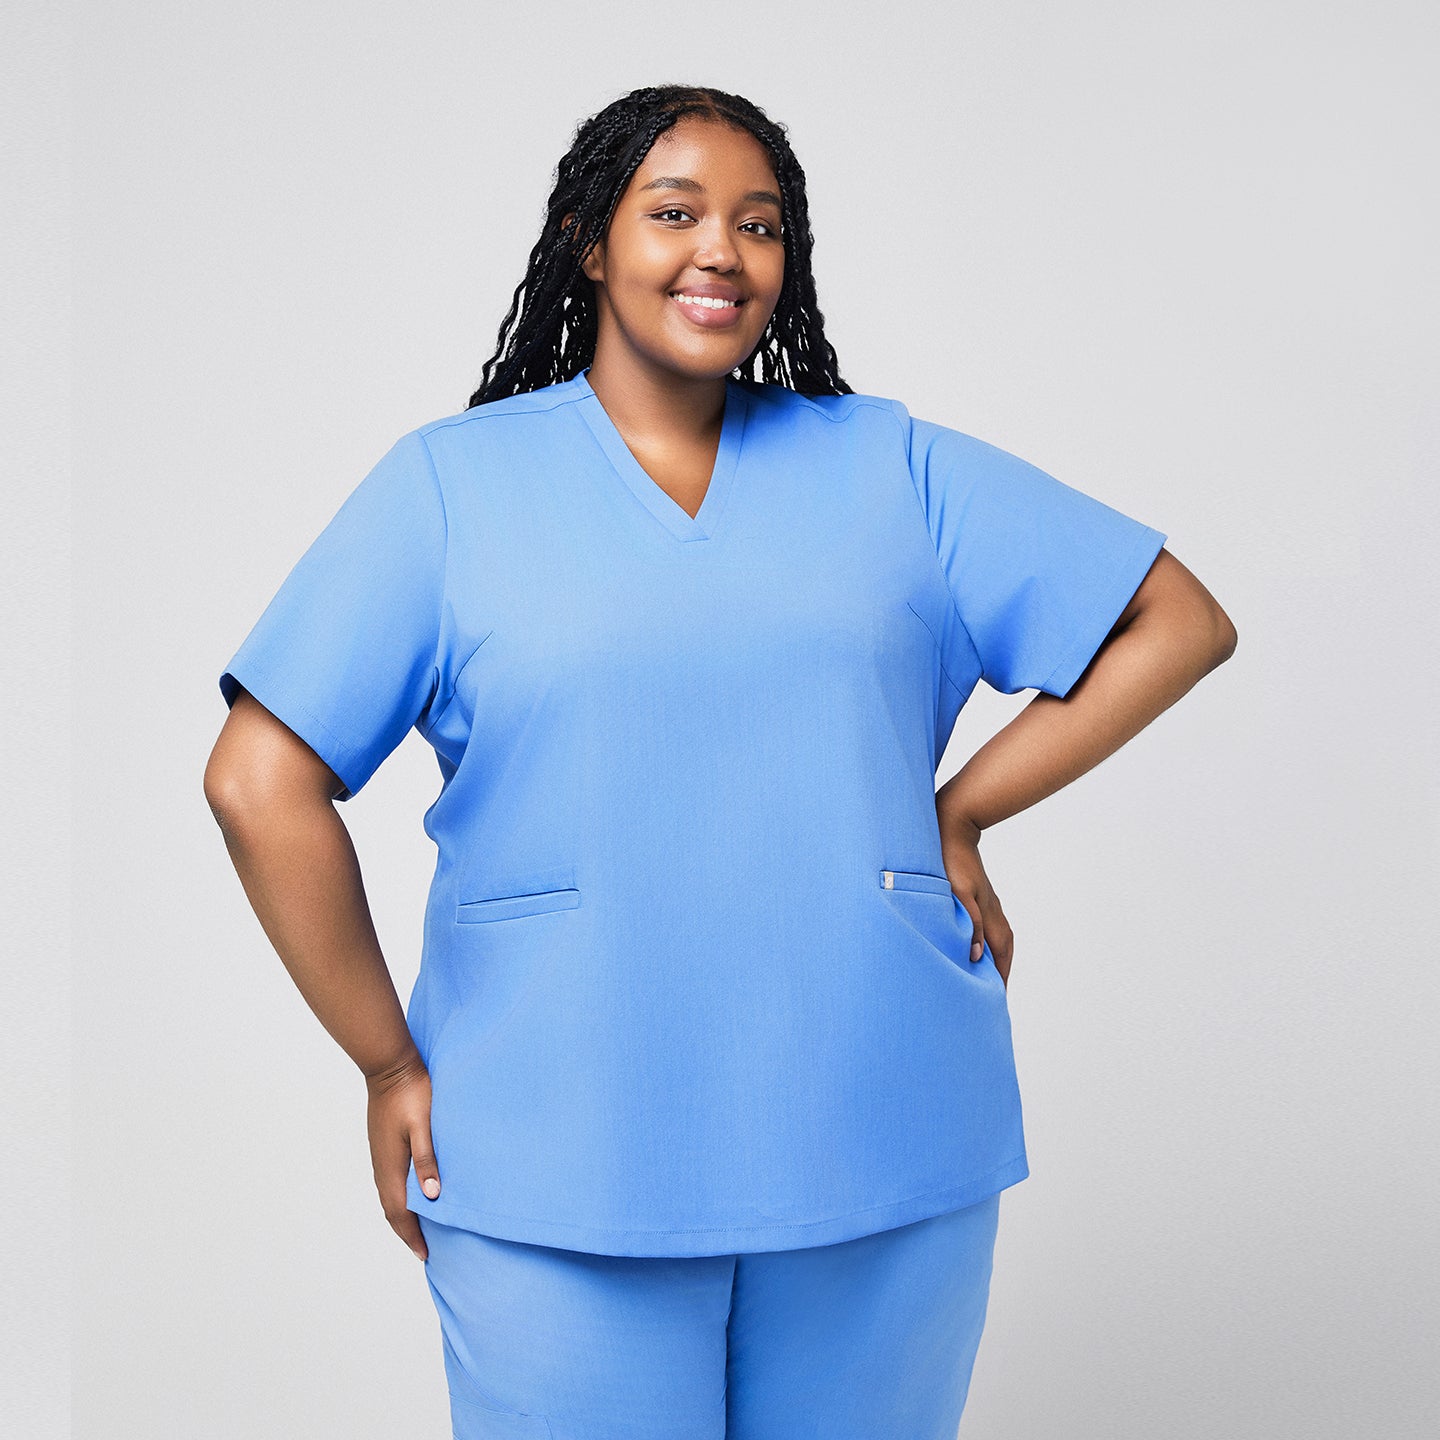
1037, 525, 1168, 698
405, 1152, 1030, 1257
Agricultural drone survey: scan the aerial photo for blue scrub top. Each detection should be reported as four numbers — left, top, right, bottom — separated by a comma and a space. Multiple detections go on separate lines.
219, 367, 1167, 1257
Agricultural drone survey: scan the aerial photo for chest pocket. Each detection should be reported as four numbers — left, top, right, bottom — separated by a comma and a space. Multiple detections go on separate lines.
456, 863, 581, 924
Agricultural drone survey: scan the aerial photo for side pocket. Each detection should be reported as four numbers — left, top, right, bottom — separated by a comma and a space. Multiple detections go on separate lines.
456, 864, 581, 925
447, 1390, 554, 1437
433, 1319, 555, 1435
880, 866, 979, 971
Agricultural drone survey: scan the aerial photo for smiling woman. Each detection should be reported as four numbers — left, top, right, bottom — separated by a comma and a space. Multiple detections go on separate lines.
641, 174, 783, 328
582, 129, 786, 350
560, 115, 794, 518
469, 86, 838, 407
209, 80, 1228, 1440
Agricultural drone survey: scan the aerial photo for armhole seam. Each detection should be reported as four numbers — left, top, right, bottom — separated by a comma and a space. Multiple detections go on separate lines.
887, 401, 984, 676
416, 428, 451, 714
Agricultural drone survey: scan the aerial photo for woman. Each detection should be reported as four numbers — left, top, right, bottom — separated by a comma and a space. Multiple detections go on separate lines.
205, 84, 1235, 1439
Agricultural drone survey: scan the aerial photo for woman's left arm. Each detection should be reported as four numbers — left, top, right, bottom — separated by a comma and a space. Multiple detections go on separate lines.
938, 548, 1236, 841
934, 550, 1235, 979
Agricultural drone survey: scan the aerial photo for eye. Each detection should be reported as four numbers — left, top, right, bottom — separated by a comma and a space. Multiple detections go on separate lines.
651, 209, 781, 239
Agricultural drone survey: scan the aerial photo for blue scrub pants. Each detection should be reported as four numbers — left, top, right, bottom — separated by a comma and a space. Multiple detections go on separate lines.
417, 1191, 1002, 1439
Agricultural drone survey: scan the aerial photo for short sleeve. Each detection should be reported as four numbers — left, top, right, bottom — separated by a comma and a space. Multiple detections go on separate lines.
217, 428, 448, 801
898, 403, 1168, 698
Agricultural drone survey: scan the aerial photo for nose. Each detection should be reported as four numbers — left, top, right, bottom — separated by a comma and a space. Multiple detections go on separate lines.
691, 222, 741, 271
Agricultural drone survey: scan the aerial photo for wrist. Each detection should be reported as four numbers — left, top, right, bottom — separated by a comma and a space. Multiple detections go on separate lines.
936, 787, 984, 848
362, 1039, 426, 1090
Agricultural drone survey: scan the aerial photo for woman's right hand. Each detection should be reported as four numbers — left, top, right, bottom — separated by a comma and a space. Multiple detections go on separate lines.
364, 1047, 442, 1261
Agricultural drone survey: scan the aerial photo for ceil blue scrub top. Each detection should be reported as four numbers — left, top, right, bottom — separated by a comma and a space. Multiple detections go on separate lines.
218, 366, 1168, 1258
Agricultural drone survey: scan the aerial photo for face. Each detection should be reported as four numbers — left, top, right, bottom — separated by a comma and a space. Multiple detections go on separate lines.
577, 116, 786, 382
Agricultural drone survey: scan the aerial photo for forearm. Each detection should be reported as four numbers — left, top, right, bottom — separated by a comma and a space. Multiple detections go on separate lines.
210, 793, 420, 1082
937, 595, 1233, 838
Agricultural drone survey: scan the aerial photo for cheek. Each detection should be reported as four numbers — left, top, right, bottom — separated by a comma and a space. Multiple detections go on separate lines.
621, 230, 688, 285
753, 283, 785, 328
756, 255, 786, 307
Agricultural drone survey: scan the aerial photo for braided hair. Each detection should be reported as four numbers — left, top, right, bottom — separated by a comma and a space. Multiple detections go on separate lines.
466, 85, 852, 408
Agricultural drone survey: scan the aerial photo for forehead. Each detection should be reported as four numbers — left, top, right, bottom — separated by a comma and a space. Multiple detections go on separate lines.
624, 117, 779, 200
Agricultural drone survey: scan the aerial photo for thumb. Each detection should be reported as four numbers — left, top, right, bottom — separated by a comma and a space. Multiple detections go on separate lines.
411, 1122, 441, 1202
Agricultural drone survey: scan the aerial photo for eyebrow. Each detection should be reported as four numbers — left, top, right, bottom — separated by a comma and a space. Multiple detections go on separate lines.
637, 175, 783, 210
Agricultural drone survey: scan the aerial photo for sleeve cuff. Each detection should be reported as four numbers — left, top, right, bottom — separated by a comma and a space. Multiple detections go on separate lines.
1036, 526, 1168, 699
218, 660, 369, 801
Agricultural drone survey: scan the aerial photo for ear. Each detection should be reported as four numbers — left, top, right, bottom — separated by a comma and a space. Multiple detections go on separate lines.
563, 210, 604, 283
580, 238, 605, 286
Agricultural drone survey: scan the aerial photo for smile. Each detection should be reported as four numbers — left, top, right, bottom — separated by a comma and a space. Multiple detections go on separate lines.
669, 292, 747, 330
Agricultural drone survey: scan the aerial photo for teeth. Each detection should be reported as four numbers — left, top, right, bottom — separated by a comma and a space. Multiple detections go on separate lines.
672, 293, 738, 309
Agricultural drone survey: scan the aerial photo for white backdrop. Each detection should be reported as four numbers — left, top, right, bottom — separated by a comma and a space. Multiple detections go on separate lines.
17, 0, 1437, 1434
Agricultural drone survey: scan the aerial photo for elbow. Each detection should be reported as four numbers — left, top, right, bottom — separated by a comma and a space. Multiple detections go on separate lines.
1153, 589, 1237, 680
1134, 555, 1236, 679
1210, 605, 1239, 666
1185, 601, 1237, 682
204, 740, 288, 838
204, 748, 255, 835
1135, 550, 1236, 670
204, 734, 338, 836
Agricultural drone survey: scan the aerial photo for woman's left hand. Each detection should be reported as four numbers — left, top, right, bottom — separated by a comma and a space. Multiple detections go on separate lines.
939, 820, 1015, 989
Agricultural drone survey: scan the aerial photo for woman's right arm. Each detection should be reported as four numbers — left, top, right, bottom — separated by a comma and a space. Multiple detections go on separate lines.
202, 686, 441, 1262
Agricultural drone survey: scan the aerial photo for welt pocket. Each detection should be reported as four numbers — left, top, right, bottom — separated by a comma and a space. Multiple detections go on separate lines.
879, 868, 954, 897
456, 865, 580, 924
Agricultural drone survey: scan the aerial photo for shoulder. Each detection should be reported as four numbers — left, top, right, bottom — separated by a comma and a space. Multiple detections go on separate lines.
395, 382, 594, 499
739, 379, 912, 441
745, 383, 1017, 483
742, 382, 996, 456
412, 381, 588, 448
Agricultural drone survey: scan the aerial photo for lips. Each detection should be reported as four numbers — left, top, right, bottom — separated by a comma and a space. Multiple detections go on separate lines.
669, 290, 746, 329
668, 284, 744, 303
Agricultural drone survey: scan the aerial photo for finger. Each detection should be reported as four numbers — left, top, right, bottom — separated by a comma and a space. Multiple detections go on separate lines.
381, 1152, 428, 1262
987, 911, 1015, 979
959, 898, 985, 962
389, 1203, 429, 1264
373, 1122, 428, 1262
410, 1119, 442, 1204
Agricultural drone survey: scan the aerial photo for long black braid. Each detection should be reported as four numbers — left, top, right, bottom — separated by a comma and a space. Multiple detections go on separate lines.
466, 85, 852, 408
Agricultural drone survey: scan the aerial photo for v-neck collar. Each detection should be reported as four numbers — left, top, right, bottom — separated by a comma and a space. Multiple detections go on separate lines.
572, 365, 749, 543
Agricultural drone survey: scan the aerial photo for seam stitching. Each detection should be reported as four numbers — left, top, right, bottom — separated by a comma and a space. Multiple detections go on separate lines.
417, 387, 594, 439
414, 430, 450, 722
885, 402, 985, 676
905, 600, 968, 698
409, 1153, 1029, 1240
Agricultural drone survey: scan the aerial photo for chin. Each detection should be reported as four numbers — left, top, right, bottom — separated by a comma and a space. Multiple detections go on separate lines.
651, 348, 747, 381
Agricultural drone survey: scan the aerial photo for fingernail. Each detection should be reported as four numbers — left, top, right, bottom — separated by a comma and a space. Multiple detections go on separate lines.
971, 940, 983, 961
422, 1176, 440, 1198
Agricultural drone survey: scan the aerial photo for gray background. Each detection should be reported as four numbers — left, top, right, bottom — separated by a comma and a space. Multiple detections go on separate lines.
16, 0, 1437, 1434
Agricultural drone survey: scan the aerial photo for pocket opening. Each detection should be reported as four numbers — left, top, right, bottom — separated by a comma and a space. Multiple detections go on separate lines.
456, 867, 581, 925
879, 868, 954, 897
